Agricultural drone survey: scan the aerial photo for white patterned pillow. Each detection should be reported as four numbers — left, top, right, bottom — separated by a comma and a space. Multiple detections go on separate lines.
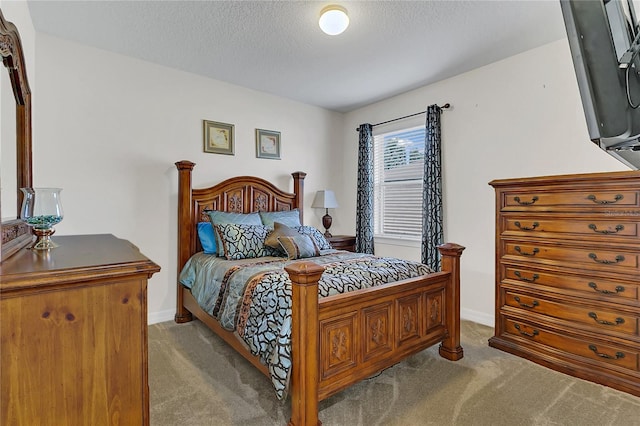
294, 226, 332, 250
213, 223, 270, 260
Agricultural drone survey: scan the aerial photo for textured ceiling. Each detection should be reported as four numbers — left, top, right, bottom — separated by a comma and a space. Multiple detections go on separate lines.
27, 1, 568, 112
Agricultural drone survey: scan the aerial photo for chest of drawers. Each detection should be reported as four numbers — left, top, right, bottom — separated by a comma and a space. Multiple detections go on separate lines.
0, 234, 160, 425
489, 171, 640, 397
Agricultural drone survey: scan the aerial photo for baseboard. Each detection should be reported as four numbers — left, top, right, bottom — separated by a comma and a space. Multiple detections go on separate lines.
149, 307, 493, 327
148, 309, 175, 325
461, 308, 493, 327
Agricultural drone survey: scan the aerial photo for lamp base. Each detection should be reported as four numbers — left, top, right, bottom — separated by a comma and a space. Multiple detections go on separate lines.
322, 212, 333, 238
30, 228, 58, 250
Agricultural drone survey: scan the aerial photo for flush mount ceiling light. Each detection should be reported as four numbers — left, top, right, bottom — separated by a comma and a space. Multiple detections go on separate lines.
319, 5, 349, 35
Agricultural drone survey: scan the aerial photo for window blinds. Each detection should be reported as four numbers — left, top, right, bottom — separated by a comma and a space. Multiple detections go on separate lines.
373, 126, 426, 239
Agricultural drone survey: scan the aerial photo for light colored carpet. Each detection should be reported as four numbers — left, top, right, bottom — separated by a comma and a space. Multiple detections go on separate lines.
148, 320, 640, 425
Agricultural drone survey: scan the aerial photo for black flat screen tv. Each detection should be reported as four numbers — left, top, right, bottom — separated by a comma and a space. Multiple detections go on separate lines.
560, 0, 640, 169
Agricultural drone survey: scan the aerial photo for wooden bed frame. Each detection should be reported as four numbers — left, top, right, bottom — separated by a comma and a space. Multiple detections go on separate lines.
175, 160, 465, 426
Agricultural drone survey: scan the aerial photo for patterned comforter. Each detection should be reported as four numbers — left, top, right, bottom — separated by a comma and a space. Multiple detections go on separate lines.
179, 251, 433, 400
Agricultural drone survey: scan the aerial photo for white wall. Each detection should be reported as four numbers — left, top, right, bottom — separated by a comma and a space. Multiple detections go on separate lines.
340, 39, 629, 326
33, 34, 343, 323
6, 5, 632, 327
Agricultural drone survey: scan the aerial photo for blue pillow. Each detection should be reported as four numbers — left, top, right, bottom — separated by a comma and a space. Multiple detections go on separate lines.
197, 222, 217, 254
259, 209, 302, 228
277, 235, 320, 259
294, 225, 332, 250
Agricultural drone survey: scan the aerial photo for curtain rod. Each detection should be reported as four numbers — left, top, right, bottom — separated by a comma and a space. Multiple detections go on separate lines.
356, 103, 451, 132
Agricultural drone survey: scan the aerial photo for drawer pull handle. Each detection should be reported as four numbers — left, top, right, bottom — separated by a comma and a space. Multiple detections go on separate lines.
514, 221, 539, 231
514, 271, 539, 283
513, 196, 538, 206
588, 345, 625, 360
514, 246, 539, 256
588, 312, 625, 326
588, 253, 625, 264
514, 323, 539, 338
588, 224, 624, 234
588, 282, 625, 295
514, 296, 539, 309
587, 194, 623, 204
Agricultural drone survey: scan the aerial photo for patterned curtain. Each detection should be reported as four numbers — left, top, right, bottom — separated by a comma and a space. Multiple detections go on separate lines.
421, 105, 444, 270
355, 123, 375, 254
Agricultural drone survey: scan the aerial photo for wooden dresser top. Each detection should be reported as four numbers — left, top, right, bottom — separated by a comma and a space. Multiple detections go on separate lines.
0, 234, 160, 293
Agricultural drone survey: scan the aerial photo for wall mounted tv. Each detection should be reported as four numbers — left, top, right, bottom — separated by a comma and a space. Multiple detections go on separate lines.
560, 0, 640, 169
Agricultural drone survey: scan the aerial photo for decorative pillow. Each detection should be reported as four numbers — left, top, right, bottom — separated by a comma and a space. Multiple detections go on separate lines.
197, 222, 217, 254
277, 235, 320, 259
265, 222, 300, 252
294, 225, 332, 250
206, 211, 263, 256
259, 209, 302, 228
213, 223, 270, 260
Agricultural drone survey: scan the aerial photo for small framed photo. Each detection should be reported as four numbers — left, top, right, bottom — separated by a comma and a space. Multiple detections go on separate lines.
255, 129, 281, 160
203, 120, 234, 155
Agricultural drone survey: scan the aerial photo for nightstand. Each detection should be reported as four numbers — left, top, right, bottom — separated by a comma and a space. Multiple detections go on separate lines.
328, 235, 356, 252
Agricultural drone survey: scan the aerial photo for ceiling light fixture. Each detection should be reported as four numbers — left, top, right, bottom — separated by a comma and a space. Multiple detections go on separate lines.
319, 5, 349, 36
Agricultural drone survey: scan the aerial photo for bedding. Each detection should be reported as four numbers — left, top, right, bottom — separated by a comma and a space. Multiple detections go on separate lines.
197, 222, 217, 254
277, 235, 320, 259
259, 209, 302, 228
179, 251, 433, 400
293, 225, 332, 250
205, 211, 263, 256
213, 223, 271, 260
264, 222, 300, 254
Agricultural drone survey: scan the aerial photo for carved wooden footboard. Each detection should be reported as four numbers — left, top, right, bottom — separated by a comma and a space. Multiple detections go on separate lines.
286, 243, 464, 425
174, 161, 465, 426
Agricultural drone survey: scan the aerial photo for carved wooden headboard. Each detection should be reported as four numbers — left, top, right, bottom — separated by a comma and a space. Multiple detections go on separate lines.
175, 160, 306, 269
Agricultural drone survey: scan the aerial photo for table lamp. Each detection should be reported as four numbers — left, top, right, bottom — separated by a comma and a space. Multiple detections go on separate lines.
312, 190, 338, 237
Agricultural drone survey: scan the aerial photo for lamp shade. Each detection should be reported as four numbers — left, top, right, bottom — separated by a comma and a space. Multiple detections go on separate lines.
311, 190, 339, 209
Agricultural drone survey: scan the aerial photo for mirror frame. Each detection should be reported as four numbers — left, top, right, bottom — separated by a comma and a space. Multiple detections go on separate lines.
0, 10, 33, 262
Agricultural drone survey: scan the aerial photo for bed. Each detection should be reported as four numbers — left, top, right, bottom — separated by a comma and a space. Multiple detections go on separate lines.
175, 160, 465, 426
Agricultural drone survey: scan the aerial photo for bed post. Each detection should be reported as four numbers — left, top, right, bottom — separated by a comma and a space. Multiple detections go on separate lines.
437, 242, 465, 361
175, 160, 196, 323
285, 261, 325, 426
291, 171, 306, 224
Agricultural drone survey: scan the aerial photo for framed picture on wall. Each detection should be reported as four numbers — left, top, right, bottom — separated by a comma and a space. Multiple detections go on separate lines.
255, 129, 281, 160
203, 120, 234, 155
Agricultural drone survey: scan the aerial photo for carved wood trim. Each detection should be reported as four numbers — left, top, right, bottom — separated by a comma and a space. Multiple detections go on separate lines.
0, 10, 33, 263
174, 161, 305, 322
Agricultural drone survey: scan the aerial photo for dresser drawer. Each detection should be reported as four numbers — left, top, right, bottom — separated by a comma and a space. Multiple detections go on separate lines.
502, 216, 640, 241
500, 189, 640, 212
504, 318, 639, 372
502, 241, 640, 273
502, 265, 640, 305
504, 291, 639, 337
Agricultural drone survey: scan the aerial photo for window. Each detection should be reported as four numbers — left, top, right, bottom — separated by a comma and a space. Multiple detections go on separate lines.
373, 125, 426, 240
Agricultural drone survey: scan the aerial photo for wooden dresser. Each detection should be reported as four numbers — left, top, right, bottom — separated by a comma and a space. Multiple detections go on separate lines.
0, 234, 160, 425
489, 171, 640, 397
